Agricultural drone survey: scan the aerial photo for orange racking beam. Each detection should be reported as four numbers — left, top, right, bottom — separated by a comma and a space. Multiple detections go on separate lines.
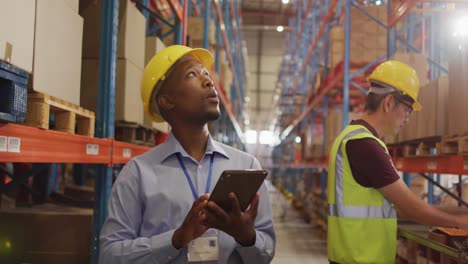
112, 140, 151, 165
393, 156, 468, 175
388, 0, 420, 28
0, 123, 112, 164
167, 0, 184, 21
191, 0, 201, 16
281, 67, 343, 139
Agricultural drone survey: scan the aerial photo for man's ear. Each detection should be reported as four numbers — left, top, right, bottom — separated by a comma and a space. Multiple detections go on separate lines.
383, 94, 394, 113
157, 94, 175, 112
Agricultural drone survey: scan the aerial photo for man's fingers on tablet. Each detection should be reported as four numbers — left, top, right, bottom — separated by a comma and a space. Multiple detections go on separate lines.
229, 192, 242, 214
247, 192, 260, 216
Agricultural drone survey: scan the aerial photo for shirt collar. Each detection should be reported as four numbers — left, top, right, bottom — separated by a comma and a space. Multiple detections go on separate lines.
350, 119, 379, 138
158, 132, 229, 162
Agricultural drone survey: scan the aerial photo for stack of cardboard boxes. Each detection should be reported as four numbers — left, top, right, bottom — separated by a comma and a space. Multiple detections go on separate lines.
447, 38, 468, 136
329, 5, 387, 69
186, 16, 216, 48
0, 0, 83, 105
80, 0, 146, 125
393, 53, 448, 142
325, 108, 361, 155
144, 36, 171, 133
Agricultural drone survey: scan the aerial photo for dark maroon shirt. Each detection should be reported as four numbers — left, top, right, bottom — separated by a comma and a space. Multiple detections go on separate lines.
345, 119, 400, 188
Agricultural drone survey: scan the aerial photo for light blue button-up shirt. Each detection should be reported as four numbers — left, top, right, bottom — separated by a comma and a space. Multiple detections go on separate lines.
99, 133, 275, 264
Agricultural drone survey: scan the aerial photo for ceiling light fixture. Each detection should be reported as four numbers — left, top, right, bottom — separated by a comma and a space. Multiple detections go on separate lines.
276, 25, 284, 32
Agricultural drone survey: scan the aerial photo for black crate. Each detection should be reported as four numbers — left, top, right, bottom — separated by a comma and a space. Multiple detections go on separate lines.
0, 61, 29, 123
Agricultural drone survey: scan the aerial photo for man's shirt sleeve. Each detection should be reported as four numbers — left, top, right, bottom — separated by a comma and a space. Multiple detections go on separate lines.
346, 138, 400, 189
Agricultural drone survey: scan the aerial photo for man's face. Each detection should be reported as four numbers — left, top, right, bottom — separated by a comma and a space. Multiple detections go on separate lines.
163, 56, 220, 124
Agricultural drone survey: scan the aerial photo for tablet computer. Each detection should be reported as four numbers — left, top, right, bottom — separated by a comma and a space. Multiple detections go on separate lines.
209, 170, 268, 212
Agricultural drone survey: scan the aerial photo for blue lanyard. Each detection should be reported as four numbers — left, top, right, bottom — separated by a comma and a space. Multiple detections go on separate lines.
176, 153, 215, 200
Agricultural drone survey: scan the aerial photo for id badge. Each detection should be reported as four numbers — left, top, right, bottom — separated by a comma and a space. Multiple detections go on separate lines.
188, 236, 219, 262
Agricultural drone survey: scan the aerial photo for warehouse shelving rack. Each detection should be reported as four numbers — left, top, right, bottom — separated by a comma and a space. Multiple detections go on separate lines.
134, 0, 247, 147
0, 0, 249, 263
272, 0, 467, 261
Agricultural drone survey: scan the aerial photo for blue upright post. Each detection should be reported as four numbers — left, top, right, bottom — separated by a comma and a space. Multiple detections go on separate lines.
387, 0, 396, 57
321, 169, 327, 199
142, 0, 150, 35
428, 173, 435, 204
323, 0, 330, 78
403, 172, 411, 187
430, 11, 436, 80
407, 13, 414, 53
343, 0, 351, 128
92, 0, 119, 263
47, 164, 59, 195
203, 0, 211, 49
215, 16, 221, 74
322, 96, 329, 155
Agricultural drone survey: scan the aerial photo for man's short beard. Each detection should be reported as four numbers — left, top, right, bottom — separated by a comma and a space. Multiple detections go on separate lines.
206, 111, 221, 122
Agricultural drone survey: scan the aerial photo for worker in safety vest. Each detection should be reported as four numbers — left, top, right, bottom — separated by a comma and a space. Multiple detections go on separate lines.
327, 60, 468, 264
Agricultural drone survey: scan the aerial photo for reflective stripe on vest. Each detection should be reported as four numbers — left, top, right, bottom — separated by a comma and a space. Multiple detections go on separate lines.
330, 127, 396, 219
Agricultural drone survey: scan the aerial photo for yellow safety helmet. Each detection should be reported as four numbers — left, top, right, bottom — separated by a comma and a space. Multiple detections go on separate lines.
368, 60, 421, 111
141, 45, 214, 122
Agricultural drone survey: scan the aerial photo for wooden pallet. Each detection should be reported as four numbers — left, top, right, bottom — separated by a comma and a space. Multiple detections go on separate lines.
400, 136, 442, 157
115, 121, 155, 146
441, 134, 468, 155
25, 92, 95, 137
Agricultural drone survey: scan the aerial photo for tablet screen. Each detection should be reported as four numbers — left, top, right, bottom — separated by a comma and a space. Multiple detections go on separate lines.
209, 170, 268, 212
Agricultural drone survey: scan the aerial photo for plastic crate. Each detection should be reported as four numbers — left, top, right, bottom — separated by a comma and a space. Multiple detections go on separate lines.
0, 61, 29, 123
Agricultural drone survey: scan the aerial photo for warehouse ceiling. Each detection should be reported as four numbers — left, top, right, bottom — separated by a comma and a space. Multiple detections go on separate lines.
240, 0, 294, 132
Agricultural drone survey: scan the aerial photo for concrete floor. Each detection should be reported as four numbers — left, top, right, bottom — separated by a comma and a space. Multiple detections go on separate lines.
269, 184, 328, 264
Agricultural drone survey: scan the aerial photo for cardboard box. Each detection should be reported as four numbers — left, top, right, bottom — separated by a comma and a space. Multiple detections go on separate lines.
81, 0, 146, 69
33, 0, 83, 105
145, 36, 166, 65
329, 5, 387, 67
392, 52, 430, 86
143, 37, 169, 129
0, 1, 36, 72
64, 0, 79, 12
447, 41, 468, 135
187, 16, 215, 44
0, 204, 92, 264
0, 40, 13, 63
416, 77, 448, 138
81, 59, 144, 124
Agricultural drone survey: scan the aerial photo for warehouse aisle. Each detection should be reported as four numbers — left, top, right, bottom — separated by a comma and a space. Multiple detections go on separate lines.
268, 182, 328, 264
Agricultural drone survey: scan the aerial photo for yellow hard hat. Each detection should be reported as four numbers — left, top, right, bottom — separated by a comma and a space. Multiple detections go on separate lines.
141, 45, 214, 122
368, 60, 421, 111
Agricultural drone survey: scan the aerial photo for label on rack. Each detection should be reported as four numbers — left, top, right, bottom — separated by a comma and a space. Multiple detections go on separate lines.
396, 161, 403, 169
0, 136, 7, 152
123, 148, 132, 158
86, 144, 99, 155
7, 137, 20, 153
427, 161, 437, 170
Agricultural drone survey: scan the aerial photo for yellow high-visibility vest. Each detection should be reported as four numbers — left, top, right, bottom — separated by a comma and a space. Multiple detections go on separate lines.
327, 124, 397, 264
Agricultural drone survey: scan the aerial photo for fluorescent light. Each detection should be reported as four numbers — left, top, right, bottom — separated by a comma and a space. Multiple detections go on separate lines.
376, 0, 382, 5
245, 130, 257, 144
259, 130, 275, 145
295, 136, 301, 144
453, 16, 468, 37
276, 25, 284, 32
282, 0, 289, 4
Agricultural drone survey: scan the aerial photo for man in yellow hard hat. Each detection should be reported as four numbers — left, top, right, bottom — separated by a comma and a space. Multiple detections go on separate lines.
327, 60, 468, 264
98, 45, 275, 263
